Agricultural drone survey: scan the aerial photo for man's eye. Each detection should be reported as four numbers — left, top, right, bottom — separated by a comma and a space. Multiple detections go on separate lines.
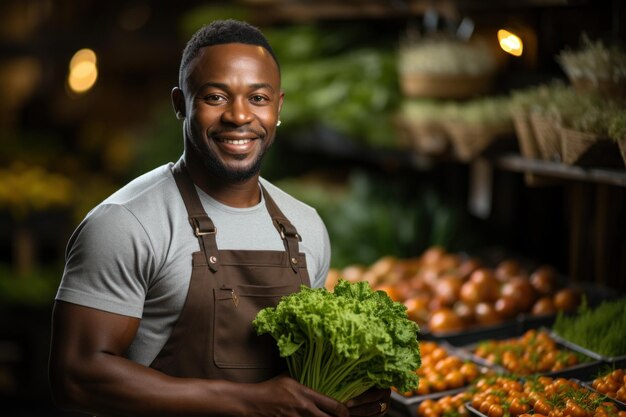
250, 95, 267, 103
203, 94, 224, 102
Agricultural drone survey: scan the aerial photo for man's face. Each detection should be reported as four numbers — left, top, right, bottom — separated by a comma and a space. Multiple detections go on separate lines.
182, 43, 283, 182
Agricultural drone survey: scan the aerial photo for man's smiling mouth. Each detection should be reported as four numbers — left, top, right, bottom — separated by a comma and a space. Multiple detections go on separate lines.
219, 138, 254, 145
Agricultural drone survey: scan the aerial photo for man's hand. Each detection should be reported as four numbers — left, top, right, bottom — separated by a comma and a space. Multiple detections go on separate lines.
249, 374, 350, 417
345, 387, 391, 417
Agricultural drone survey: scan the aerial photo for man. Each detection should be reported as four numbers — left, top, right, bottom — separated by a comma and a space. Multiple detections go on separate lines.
49, 19, 390, 416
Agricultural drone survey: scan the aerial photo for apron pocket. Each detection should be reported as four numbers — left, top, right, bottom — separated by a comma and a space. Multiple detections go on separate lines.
213, 284, 296, 369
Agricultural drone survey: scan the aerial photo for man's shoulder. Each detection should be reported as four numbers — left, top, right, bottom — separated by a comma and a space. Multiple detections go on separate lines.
103, 163, 176, 207
83, 163, 183, 234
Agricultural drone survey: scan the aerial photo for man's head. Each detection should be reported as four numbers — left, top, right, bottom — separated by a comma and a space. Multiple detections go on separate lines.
179, 19, 279, 90
173, 20, 284, 184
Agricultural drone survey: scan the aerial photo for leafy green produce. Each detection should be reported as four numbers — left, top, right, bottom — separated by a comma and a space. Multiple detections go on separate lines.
556, 33, 626, 82
263, 24, 401, 148
608, 108, 626, 142
253, 279, 421, 402
552, 297, 626, 357
510, 81, 624, 136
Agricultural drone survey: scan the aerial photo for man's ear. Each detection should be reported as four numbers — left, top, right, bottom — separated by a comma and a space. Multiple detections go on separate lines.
172, 87, 186, 120
277, 90, 285, 117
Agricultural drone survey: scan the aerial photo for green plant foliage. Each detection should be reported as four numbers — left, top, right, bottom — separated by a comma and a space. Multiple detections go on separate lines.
608, 109, 626, 141
556, 34, 626, 82
130, 102, 184, 177
276, 171, 477, 269
510, 82, 624, 137
263, 25, 401, 148
253, 279, 421, 402
552, 297, 626, 357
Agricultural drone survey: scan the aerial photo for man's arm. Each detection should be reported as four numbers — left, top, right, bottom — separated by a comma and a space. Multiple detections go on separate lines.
49, 301, 349, 417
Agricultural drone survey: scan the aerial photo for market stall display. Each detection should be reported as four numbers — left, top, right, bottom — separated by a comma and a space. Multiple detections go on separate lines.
329, 246, 585, 336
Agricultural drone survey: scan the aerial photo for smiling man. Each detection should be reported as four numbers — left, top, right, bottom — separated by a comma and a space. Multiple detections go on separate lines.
49, 19, 389, 417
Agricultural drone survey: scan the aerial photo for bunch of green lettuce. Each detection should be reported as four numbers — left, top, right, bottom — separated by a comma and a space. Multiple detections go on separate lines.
253, 279, 420, 402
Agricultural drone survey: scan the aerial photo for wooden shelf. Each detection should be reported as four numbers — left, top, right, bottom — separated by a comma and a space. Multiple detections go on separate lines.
493, 154, 626, 187
289, 130, 626, 187
242, 0, 591, 23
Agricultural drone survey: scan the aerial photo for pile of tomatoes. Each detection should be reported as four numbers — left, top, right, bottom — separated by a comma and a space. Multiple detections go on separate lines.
330, 246, 583, 334
398, 341, 484, 397
416, 375, 626, 417
591, 368, 626, 403
472, 329, 583, 375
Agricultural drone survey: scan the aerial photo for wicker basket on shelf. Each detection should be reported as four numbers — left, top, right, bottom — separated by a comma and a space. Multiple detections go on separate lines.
619, 139, 626, 166
559, 127, 599, 165
512, 112, 555, 186
401, 119, 450, 156
569, 76, 626, 102
400, 73, 494, 100
560, 128, 624, 167
513, 112, 541, 159
530, 112, 562, 162
445, 121, 512, 162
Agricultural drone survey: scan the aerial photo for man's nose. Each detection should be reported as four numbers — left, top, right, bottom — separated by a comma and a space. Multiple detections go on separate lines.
222, 98, 254, 125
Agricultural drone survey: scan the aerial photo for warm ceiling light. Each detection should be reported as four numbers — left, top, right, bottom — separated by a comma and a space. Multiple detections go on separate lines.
67, 48, 98, 94
498, 29, 523, 57
70, 48, 97, 70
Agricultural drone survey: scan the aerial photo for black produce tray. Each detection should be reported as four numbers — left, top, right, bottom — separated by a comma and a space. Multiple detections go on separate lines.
391, 386, 486, 417
580, 379, 626, 409
549, 331, 626, 366
419, 282, 617, 348
465, 402, 488, 417
390, 342, 491, 417
421, 319, 522, 347
390, 388, 467, 417
465, 383, 626, 417
455, 330, 604, 380
519, 313, 556, 332
422, 312, 561, 348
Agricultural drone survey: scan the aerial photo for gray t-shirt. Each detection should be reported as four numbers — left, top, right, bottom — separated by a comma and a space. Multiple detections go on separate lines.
56, 161, 331, 365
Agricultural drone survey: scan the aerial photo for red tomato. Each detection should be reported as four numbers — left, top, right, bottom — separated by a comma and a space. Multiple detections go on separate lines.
428, 308, 464, 332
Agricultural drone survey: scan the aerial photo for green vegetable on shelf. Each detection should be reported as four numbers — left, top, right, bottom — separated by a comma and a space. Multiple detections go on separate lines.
253, 279, 421, 402
552, 297, 626, 358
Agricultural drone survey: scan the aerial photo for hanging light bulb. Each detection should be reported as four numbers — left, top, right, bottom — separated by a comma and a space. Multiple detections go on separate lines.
67, 48, 98, 94
498, 29, 523, 57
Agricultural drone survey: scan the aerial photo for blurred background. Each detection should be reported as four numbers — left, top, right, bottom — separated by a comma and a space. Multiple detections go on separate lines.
0, 0, 625, 414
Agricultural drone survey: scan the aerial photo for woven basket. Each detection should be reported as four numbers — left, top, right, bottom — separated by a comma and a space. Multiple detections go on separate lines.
560, 128, 625, 167
569, 76, 626, 101
445, 121, 512, 162
400, 73, 493, 99
619, 139, 626, 167
512, 112, 555, 186
530, 113, 562, 162
402, 119, 449, 156
559, 127, 599, 165
513, 112, 541, 159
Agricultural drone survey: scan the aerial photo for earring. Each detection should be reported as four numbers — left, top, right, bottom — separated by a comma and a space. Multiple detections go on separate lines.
176, 111, 184, 120
276, 120, 282, 126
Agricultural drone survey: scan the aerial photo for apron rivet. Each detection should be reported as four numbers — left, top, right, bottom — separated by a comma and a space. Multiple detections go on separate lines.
291, 257, 298, 264
209, 256, 217, 264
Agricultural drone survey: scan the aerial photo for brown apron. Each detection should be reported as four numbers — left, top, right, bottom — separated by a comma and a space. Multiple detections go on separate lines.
149, 160, 311, 383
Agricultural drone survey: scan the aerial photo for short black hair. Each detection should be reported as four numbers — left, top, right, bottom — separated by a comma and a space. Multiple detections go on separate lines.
179, 19, 279, 87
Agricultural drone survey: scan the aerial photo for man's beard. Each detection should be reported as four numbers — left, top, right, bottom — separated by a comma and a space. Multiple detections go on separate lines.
194, 140, 267, 182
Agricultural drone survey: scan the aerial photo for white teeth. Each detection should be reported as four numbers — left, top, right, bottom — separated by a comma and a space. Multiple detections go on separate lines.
222, 138, 251, 145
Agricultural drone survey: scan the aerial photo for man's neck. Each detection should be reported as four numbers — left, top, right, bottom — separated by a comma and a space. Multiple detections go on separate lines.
184, 154, 262, 208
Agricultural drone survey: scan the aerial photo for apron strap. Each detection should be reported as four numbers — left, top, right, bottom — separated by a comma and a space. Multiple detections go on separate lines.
261, 184, 302, 273
171, 159, 221, 272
